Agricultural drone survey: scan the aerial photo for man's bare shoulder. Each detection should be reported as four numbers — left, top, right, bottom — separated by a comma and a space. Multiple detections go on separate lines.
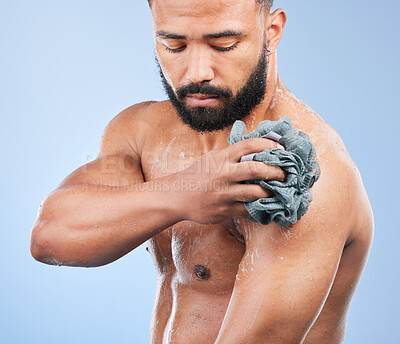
99, 100, 176, 156
293, 105, 373, 246
117, 100, 176, 124
271, 84, 354, 168
270, 84, 372, 241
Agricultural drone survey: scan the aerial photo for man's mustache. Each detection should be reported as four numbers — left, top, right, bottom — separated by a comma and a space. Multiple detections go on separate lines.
176, 82, 233, 100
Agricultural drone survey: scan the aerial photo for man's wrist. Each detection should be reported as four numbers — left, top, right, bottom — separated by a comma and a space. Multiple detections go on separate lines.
147, 173, 191, 224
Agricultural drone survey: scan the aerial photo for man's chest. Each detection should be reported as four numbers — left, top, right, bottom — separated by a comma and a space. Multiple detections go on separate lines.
148, 218, 247, 294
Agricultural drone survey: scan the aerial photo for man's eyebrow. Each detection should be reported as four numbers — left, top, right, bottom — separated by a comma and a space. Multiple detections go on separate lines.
156, 31, 186, 40
156, 30, 245, 40
204, 30, 245, 39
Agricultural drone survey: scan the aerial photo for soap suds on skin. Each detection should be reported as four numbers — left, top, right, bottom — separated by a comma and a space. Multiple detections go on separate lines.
150, 136, 177, 175
279, 227, 293, 240
44, 257, 65, 266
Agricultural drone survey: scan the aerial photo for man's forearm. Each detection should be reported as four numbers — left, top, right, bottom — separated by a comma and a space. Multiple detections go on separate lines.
30, 176, 184, 267
30, 137, 286, 267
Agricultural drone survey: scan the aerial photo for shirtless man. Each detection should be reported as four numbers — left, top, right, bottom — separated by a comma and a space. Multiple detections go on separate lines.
30, 0, 374, 343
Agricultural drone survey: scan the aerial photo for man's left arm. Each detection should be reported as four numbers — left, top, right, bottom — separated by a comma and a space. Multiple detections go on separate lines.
215, 157, 373, 343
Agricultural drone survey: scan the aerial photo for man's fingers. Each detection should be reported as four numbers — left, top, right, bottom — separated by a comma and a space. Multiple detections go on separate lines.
230, 184, 273, 202
228, 138, 284, 163
230, 161, 286, 182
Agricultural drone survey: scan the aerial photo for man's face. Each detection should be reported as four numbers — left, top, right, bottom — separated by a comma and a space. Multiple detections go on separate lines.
151, 0, 268, 132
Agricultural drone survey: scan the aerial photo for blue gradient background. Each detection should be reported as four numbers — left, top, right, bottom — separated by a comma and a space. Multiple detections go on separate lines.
0, 1, 398, 343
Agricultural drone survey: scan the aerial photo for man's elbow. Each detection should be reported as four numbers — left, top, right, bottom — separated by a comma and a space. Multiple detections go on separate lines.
30, 217, 56, 265
30, 237, 49, 264
30, 201, 107, 268
30, 197, 63, 265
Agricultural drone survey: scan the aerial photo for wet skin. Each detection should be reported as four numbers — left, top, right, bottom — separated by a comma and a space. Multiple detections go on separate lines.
146, 2, 372, 341
137, 85, 372, 343
30, 1, 373, 343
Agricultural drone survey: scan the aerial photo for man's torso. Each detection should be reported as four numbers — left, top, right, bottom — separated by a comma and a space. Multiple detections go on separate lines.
129, 85, 370, 343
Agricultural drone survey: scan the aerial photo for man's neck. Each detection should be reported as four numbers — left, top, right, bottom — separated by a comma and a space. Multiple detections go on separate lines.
240, 51, 281, 132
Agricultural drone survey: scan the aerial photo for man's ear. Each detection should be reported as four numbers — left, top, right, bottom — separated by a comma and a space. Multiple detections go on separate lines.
265, 9, 287, 52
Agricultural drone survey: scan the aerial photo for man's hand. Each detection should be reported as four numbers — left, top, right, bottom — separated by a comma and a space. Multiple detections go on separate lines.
175, 137, 285, 224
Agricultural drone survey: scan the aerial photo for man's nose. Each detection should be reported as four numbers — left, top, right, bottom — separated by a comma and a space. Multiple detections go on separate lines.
184, 47, 215, 84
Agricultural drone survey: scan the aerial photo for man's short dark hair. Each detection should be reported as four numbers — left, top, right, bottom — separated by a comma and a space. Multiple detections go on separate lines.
147, 0, 274, 10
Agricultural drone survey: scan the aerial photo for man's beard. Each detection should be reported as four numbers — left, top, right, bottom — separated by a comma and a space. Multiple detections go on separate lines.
157, 43, 269, 133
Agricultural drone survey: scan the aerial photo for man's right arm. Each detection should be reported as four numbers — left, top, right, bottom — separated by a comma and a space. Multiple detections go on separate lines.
30, 103, 185, 267
30, 102, 285, 267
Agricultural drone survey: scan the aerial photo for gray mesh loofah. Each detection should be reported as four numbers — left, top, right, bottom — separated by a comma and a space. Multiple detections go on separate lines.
228, 115, 321, 227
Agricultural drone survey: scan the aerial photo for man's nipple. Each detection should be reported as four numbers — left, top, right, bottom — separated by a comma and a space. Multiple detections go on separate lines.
193, 265, 211, 280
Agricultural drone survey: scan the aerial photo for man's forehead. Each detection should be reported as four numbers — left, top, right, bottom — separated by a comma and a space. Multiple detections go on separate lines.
151, 0, 261, 33
151, 0, 257, 12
